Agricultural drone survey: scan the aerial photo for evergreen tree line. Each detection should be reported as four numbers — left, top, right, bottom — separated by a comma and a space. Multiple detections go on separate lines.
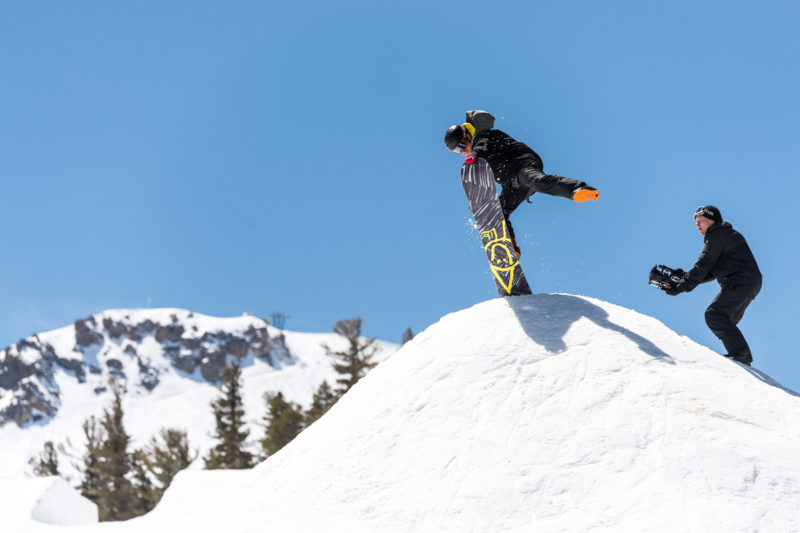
205, 317, 378, 467
29, 380, 196, 521
28, 317, 384, 522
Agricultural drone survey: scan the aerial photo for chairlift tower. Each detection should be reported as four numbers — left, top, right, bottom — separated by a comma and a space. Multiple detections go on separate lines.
270, 312, 289, 330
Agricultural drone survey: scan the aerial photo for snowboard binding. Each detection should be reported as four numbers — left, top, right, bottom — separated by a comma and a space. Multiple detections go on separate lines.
648, 265, 685, 291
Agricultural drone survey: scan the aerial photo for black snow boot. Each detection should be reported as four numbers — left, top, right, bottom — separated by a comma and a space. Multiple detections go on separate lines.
725, 354, 752, 366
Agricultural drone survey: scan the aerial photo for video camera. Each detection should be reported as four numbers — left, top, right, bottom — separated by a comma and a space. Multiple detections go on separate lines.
648, 265, 685, 291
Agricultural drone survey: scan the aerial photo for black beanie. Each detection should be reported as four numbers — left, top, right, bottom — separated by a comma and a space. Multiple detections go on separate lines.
694, 205, 722, 223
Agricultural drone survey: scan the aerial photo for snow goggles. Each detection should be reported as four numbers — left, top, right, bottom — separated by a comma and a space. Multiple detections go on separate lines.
693, 206, 718, 220
445, 123, 476, 154
454, 131, 469, 153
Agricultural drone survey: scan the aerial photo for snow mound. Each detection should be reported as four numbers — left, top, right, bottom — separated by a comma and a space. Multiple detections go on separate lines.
16, 295, 800, 532
0, 476, 97, 529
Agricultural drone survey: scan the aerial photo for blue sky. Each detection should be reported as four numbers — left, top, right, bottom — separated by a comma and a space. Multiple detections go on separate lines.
1, 1, 798, 389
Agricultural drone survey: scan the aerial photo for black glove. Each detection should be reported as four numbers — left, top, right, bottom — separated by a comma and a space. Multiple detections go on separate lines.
670, 268, 686, 280
665, 283, 684, 296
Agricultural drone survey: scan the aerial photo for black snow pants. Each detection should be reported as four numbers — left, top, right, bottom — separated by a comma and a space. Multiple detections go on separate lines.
704, 280, 762, 365
499, 167, 586, 243
516, 168, 586, 201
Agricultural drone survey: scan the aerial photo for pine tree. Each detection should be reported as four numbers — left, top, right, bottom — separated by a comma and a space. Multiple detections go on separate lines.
146, 428, 196, 492
96, 380, 135, 521
322, 318, 378, 395
28, 440, 60, 476
78, 415, 103, 505
204, 361, 255, 469
305, 380, 337, 425
401, 327, 415, 344
260, 392, 304, 457
131, 449, 158, 516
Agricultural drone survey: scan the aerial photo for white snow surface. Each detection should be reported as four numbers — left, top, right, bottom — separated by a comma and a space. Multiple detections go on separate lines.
8, 294, 800, 532
0, 476, 97, 528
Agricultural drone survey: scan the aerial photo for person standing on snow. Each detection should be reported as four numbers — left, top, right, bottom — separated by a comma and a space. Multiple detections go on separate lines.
664, 205, 762, 366
444, 110, 599, 257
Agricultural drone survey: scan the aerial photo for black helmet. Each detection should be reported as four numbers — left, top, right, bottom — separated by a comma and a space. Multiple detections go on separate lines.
444, 124, 468, 153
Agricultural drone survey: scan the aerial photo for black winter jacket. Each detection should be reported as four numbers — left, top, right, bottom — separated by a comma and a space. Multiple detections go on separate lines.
683, 222, 762, 292
464, 110, 586, 215
466, 110, 543, 188
471, 129, 544, 188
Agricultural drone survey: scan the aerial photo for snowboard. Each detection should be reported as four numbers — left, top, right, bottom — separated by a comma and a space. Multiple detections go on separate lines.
461, 156, 532, 297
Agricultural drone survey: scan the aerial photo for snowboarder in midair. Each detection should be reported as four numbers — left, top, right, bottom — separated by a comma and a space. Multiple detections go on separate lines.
444, 110, 599, 257
661, 205, 762, 366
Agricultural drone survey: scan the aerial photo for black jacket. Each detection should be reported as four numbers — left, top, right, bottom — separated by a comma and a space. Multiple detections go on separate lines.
464, 110, 586, 216
466, 110, 542, 188
471, 129, 544, 188
682, 222, 762, 292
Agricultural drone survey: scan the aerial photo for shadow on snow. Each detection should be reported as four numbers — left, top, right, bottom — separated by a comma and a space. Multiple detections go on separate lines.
507, 294, 674, 362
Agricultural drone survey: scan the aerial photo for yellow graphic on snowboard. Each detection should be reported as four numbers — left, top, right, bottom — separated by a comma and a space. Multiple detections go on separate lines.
481, 220, 519, 295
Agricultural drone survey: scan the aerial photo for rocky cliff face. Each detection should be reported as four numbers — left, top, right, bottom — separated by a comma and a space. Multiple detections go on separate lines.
0, 309, 291, 427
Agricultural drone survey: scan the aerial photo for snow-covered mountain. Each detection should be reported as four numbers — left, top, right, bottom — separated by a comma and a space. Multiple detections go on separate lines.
7, 294, 800, 532
0, 308, 397, 480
